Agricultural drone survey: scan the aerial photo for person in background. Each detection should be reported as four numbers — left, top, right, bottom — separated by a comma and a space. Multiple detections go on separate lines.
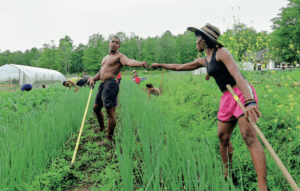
116, 72, 122, 84
135, 75, 141, 84
146, 83, 160, 99
21, 84, 32, 91
131, 70, 138, 81
150, 23, 268, 191
62, 80, 79, 92
81, 70, 87, 77
77, 75, 92, 87
42, 84, 46, 88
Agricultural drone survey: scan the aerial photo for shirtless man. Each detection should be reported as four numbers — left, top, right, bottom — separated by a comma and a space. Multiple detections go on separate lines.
63, 80, 79, 92
146, 83, 160, 99
89, 36, 148, 145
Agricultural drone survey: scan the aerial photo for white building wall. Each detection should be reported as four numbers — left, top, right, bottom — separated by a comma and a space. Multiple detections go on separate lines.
192, 67, 207, 75
268, 61, 275, 70
239, 62, 253, 71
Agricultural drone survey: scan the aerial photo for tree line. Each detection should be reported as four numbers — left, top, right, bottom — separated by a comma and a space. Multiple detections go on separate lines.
0, 0, 299, 74
0, 31, 199, 74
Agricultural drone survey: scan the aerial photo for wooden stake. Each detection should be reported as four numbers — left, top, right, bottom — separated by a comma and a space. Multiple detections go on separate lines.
226, 84, 300, 191
160, 69, 164, 94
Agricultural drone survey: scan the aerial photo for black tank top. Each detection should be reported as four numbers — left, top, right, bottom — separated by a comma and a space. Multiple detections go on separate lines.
205, 48, 243, 92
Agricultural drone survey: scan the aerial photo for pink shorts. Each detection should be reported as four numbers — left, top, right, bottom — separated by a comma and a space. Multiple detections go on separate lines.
218, 84, 258, 122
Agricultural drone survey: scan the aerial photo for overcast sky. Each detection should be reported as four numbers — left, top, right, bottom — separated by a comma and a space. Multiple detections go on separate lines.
0, 0, 289, 52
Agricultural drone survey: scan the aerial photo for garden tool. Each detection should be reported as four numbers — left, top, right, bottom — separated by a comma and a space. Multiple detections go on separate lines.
160, 69, 164, 94
70, 86, 94, 170
226, 84, 300, 191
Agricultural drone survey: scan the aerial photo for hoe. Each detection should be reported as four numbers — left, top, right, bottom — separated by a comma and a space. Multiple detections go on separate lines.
70, 86, 94, 170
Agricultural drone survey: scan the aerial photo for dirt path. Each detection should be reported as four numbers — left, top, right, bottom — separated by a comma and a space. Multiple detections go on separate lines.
64, 107, 122, 191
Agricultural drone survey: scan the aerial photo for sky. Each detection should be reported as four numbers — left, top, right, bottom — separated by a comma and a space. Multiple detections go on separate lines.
0, 0, 289, 52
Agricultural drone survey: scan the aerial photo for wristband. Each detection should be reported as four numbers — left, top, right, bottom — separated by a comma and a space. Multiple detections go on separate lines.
245, 99, 256, 103
244, 99, 256, 106
245, 102, 256, 107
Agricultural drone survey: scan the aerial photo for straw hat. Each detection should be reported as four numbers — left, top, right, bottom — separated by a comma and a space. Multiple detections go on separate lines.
132, 70, 136, 73
187, 23, 223, 47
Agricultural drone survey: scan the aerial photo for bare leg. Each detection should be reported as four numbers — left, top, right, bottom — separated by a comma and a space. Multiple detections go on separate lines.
93, 104, 105, 132
105, 107, 117, 141
217, 116, 237, 178
238, 116, 267, 191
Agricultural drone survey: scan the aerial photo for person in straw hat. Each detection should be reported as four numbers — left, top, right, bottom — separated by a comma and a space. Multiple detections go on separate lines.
131, 69, 138, 81
150, 23, 268, 191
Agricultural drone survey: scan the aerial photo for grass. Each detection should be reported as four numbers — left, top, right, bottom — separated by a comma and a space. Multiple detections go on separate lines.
0, 86, 96, 190
138, 69, 300, 190
115, 80, 241, 190
20, 80, 242, 190
2, 68, 299, 190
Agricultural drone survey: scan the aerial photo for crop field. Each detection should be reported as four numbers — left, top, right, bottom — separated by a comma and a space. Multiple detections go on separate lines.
0, 87, 96, 190
0, 84, 19, 92
138, 69, 300, 190
0, 69, 299, 191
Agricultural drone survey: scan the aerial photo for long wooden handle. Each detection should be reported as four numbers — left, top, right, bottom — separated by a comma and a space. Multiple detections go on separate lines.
226, 84, 300, 191
160, 69, 164, 94
70, 88, 94, 169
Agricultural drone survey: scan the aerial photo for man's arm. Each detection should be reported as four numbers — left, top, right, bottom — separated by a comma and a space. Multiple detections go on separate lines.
92, 72, 100, 81
89, 71, 100, 88
120, 55, 148, 68
67, 80, 76, 87
66, 79, 78, 91
148, 91, 150, 99
150, 58, 205, 71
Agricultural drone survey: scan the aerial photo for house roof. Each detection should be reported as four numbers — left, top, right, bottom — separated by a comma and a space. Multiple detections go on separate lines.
244, 49, 266, 61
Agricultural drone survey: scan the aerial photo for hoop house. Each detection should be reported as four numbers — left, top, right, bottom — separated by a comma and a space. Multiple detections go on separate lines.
0, 64, 66, 86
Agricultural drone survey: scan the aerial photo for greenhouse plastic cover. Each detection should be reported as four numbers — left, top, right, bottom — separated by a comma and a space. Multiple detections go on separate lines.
0, 64, 66, 85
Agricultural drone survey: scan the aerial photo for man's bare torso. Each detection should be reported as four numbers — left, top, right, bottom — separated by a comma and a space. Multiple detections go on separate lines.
100, 52, 123, 83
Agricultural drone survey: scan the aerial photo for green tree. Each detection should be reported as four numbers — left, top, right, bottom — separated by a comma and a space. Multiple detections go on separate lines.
124, 32, 140, 61
70, 43, 86, 73
24, 50, 31, 65
140, 37, 158, 65
10, 51, 26, 65
59, 35, 74, 50
155, 30, 177, 63
270, 0, 300, 64
175, 31, 198, 64
36, 40, 60, 71
219, 23, 258, 62
59, 40, 72, 74
28, 47, 41, 66
82, 33, 108, 73
1, 50, 12, 65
